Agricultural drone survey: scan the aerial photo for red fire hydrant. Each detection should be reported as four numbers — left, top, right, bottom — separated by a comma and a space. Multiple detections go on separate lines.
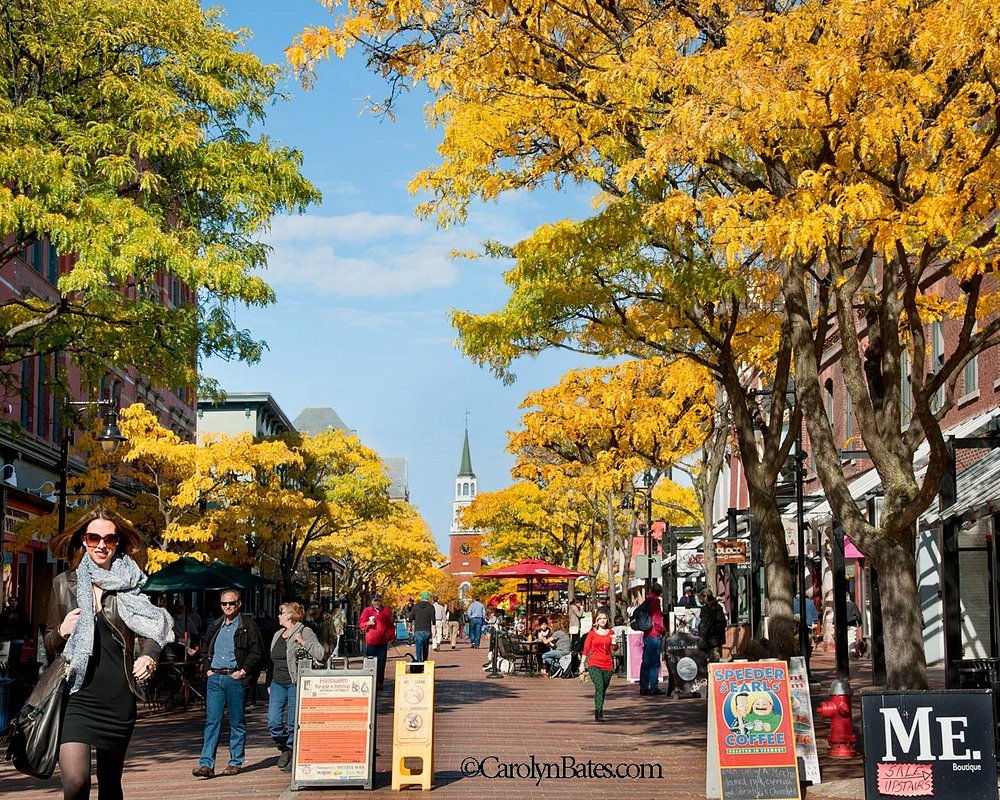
817, 678, 858, 757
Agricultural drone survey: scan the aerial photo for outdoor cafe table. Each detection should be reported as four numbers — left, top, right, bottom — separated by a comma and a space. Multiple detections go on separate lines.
519, 639, 546, 676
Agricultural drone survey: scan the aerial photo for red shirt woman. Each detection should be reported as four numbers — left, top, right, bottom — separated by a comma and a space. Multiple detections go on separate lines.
581, 611, 617, 722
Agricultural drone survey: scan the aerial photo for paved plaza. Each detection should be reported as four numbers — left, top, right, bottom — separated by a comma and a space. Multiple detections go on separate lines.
1, 639, 891, 799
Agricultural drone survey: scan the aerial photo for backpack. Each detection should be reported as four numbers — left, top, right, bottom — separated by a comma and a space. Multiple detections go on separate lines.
630, 602, 653, 632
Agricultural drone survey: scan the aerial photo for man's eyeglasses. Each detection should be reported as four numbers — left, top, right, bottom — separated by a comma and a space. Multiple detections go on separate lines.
84, 532, 120, 546
220, 601, 240, 607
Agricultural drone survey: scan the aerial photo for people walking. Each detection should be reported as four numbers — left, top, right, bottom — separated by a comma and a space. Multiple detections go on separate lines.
846, 592, 866, 658
330, 600, 347, 657
409, 591, 435, 662
46, 507, 174, 800
432, 596, 446, 651
677, 582, 699, 608
268, 603, 325, 772
193, 589, 263, 779
0, 594, 32, 666
581, 610, 617, 722
359, 593, 394, 690
699, 589, 728, 663
567, 596, 584, 654
466, 596, 487, 649
304, 602, 335, 662
639, 583, 667, 696
447, 602, 463, 649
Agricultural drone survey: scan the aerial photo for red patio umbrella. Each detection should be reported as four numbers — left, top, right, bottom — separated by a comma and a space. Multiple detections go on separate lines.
475, 558, 589, 616
475, 558, 589, 580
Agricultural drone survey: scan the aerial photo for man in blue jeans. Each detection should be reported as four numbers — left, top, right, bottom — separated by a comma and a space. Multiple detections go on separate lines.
639, 584, 666, 696
410, 591, 436, 662
193, 589, 262, 779
466, 597, 487, 648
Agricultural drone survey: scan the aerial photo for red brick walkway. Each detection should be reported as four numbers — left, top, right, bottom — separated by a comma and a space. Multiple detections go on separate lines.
1, 640, 875, 799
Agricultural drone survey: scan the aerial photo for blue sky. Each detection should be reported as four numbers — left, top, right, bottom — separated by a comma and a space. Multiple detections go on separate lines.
205, 1, 596, 554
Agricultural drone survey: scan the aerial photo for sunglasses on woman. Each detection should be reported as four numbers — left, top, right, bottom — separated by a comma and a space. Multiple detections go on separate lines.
84, 532, 120, 546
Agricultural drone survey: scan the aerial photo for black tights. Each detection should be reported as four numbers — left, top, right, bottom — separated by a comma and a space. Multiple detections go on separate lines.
59, 742, 127, 800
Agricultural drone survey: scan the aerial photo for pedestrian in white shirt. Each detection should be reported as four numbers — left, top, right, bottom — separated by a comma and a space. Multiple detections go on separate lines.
432, 597, 446, 650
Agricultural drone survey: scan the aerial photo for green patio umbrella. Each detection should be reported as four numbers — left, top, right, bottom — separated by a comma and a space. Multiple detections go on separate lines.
205, 560, 270, 589
141, 557, 233, 593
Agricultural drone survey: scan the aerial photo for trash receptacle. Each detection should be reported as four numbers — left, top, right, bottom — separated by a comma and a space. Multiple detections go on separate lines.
0, 674, 15, 730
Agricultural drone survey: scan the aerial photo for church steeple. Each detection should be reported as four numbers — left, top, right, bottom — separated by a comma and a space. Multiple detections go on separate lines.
448, 424, 483, 591
458, 427, 476, 478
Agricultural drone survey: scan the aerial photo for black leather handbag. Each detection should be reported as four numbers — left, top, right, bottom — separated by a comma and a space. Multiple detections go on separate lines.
2, 656, 70, 779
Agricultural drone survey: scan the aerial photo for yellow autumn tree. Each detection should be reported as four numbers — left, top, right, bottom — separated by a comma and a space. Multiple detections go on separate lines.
459, 481, 597, 568
287, 0, 1000, 687
288, 5, 802, 658
64, 406, 399, 600
115, 403, 303, 570
314, 505, 442, 607
504, 359, 706, 618
1, 0, 319, 392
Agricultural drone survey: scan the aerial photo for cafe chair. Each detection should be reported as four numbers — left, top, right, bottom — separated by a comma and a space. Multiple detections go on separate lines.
496, 633, 532, 675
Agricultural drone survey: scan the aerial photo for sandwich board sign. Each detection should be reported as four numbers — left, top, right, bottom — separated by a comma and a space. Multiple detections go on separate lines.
706, 661, 801, 800
291, 662, 377, 790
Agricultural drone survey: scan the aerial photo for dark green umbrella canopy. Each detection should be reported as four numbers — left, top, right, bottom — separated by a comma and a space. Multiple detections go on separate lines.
142, 557, 247, 593
205, 560, 269, 588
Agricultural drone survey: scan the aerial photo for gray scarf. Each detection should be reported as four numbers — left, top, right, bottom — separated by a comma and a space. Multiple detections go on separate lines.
64, 553, 174, 694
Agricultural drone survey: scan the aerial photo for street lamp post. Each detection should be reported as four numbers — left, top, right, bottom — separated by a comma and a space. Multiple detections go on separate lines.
749, 383, 810, 663
57, 401, 127, 536
624, 471, 655, 596
643, 488, 653, 596
306, 554, 334, 608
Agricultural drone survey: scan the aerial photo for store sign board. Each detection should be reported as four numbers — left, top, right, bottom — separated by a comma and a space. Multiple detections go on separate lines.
861, 691, 998, 800
717, 540, 749, 565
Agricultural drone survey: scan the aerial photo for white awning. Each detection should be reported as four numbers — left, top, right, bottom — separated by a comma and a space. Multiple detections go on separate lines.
802, 408, 1000, 525
923, 447, 1000, 526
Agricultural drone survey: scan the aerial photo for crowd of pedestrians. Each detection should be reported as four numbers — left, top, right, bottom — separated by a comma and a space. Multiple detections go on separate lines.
20, 523, 835, 795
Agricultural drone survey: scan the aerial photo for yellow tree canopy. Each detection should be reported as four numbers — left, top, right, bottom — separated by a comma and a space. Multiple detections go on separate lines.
229, 427, 398, 597
511, 359, 714, 486
118, 403, 304, 570
315, 504, 442, 605
459, 481, 598, 569
1, 0, 319, 391
290, 0, 1000, 685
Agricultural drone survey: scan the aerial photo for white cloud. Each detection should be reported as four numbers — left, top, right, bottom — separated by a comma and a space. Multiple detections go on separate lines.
256, 190, 584, 299
266, 212, 424, 244
259, 213, 460, 297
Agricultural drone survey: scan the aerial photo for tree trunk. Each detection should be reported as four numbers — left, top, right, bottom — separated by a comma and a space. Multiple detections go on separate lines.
606, 492, 617, 625
871, 532, 928, 689
752, 496, 795, 658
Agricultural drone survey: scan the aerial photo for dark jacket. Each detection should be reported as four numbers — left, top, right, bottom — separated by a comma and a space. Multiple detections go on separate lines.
699, 600, 728, 648
201, 612, 263, 686
45, 570, 162, 698
409, 600, 435, 633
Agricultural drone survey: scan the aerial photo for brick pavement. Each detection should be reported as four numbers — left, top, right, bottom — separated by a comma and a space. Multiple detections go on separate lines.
1, 639, 891, 799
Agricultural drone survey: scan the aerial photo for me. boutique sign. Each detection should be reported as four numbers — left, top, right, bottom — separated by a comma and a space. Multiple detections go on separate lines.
861, 691, 998, 799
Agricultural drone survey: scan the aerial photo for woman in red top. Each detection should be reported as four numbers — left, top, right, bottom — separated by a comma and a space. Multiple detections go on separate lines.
581, 610, 617, 722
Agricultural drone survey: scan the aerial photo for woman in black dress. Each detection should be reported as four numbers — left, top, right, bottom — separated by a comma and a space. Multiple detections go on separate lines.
46, 507, 174, 800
